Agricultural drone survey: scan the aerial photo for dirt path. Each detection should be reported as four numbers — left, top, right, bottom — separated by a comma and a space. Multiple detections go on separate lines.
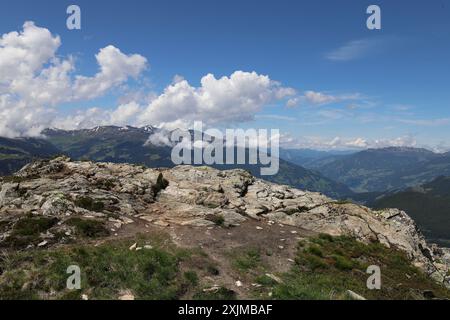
116, 216, 317, 298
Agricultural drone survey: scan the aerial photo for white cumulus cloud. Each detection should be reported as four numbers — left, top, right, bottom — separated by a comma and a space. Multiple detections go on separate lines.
136, 71, 297, 128
0, 22, 148, 137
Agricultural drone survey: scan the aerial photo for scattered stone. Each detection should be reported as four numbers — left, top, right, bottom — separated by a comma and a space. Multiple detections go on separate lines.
129, 243, 137, 251
118, 290, 135, 300
265, 273, 283, 284
153, 220, 170, 227
37, 240, 48, 247
203, 285, 220, 293
346, 290, 366, 300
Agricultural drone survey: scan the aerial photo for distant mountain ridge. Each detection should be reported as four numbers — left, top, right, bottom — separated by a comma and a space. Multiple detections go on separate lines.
0, 126, 353, 199
371, 175, 450, 247
307, 147, 450, 193
0, 137, 61, 175
279, 148, 355, 167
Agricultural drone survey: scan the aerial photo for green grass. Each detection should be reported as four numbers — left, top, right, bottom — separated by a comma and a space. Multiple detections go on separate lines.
0, 235, 205, 300
66, 218, 110, 238
74, 196, 105, 212
183, 271, 199, 286
270, 234, 450, 300
231, 248, 262, 272
193, 287, 237, 300
255, 275, 278, 287
1, 215, 58, 249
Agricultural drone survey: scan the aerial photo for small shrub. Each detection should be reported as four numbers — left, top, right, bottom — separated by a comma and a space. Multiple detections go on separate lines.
74, 196, 104, 212
193, 287, 236, 300
206, 214, 225, 226
151, 173, 169, 195
332, 255, 355, 271
95, 179, 115, 190
307, 245, 324, 257
12, 216, 58, 237
1, 216, 58, 249
66, 218, 110, 238
183, 271, 199, 286
255, 275, 278, 287
284, 208, 299, 215
301, 254, 328, 270
318, 233, 334, 242
232, 248, 261, 271
206, 265, 220, 276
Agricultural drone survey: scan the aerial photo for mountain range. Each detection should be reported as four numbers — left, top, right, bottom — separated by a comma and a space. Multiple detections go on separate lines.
0, 126, 352, 199
303, 147, 450, 193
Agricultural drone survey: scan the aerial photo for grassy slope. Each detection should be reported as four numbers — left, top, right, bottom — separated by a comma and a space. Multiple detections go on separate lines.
270, 235, 450, 300
1, 232, 449, 300
0, 233, 212, 300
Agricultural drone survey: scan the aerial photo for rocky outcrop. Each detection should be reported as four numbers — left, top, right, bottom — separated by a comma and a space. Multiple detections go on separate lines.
0, 157, 449, 289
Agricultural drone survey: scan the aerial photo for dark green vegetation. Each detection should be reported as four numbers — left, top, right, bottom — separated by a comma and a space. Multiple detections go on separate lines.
259, 235, 450, 300
205, 214, 225, 226
0, 234, 211, 300
0, 215, 58, 249
308, 147, 450, 193
193, 287, 237, 300
74, 196, 105, 212
372, 176, 450, 247
66, 218, 110, 238
0, 137, 60, 175
230, 248, 262, 272
152, 173, 170, 195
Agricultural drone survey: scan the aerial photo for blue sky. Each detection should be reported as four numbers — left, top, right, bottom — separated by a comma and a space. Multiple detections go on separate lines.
1, 0, 450, 150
